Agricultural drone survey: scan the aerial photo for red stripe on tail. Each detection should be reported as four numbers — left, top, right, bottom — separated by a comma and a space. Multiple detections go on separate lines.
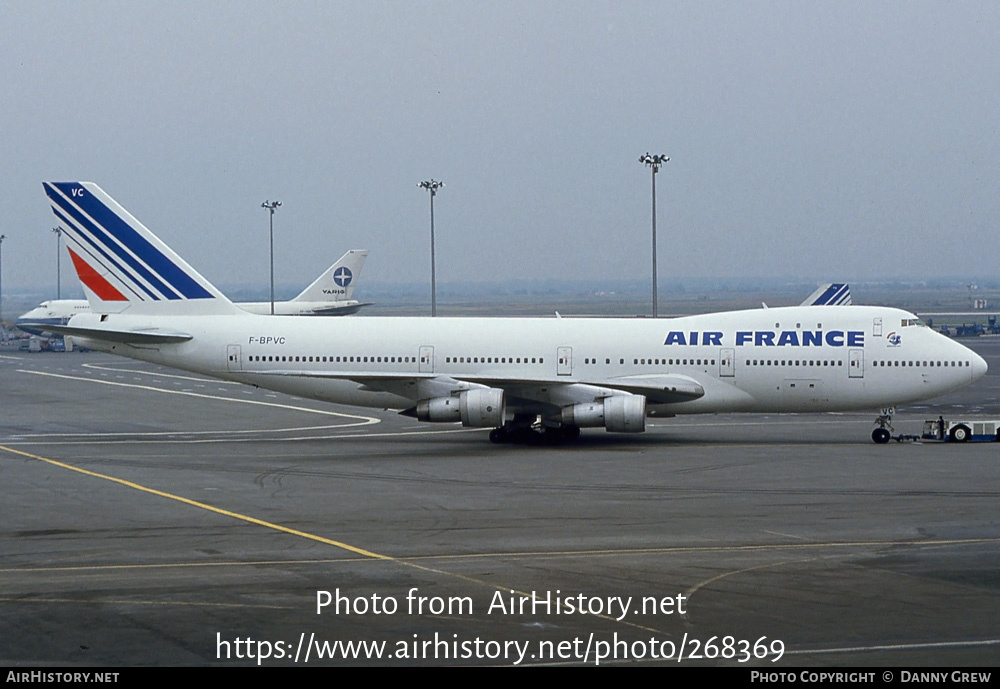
67, 248, 128, 301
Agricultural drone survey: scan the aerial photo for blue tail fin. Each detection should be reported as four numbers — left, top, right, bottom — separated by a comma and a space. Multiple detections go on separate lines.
43, 182, 240, 315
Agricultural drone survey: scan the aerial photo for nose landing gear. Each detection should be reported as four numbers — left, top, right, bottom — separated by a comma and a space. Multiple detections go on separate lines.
872, 408, 895, 444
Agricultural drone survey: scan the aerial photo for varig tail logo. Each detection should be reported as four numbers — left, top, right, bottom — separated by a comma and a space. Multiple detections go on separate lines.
333, 266, 353, 288
887, 332, 902, 347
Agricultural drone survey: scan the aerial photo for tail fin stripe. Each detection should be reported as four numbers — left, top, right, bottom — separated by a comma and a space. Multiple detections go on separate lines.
57, 226, 148, 301
66, 247, 129, 302
52, 204, 157, 301
46, 185, 181, 301
47, 183, 213, 301
832, 284, 850, 305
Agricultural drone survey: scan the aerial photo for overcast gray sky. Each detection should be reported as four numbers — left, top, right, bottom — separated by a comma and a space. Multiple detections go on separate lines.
3, 1, 999, 295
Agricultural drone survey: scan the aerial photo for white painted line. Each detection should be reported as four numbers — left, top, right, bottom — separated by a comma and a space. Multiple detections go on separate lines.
18, 369, 380, 424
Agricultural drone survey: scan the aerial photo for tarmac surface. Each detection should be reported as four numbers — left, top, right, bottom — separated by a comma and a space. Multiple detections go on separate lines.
1, 338, 999, 666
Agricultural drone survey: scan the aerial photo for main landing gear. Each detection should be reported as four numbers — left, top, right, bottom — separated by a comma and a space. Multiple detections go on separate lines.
872, 408, 895, 444
489, 415, 581, 445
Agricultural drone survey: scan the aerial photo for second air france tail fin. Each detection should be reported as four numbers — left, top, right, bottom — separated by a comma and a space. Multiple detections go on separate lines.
801, 283, 853, 306
43, 182, 242, 316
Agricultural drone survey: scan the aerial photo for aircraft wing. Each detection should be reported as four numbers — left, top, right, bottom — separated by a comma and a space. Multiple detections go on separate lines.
253, 370, 705, 407
583, 374, 705, 403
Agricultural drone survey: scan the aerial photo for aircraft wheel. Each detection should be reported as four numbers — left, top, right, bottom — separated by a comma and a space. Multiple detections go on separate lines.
872, 428, 891, 444
950, 425, 971, 443
563, 425, 581, 440
542, 427, 570, 445
489, 428, 508, 444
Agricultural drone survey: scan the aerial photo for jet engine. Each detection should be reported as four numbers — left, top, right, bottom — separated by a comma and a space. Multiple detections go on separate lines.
556, 395, 646, 433
415, 388, 506, 427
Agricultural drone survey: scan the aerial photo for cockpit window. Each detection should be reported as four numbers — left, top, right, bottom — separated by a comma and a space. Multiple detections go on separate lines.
901, 318, 926, 327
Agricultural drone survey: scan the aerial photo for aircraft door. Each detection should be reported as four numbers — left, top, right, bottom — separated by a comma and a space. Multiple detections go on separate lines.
719, 348, 735, 377
849, 348, 864, 378
227, 344, 242, 372
419, 345, 434, 373
557, 346, 573, 376
873, 317, 883, 337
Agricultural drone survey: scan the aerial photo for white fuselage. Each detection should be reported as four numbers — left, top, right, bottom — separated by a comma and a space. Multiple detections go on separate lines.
69, 304, 987, 418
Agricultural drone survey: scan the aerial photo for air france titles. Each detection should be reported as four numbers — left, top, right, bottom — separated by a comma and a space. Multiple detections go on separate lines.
663, 330, 864, 347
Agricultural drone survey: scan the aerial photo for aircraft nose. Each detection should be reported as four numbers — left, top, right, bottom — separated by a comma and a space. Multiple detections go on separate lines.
971, 350, 988, 382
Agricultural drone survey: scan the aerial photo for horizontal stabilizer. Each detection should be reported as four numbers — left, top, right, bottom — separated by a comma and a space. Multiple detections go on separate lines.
34, 323, 193, 345
297, 302, 371, 316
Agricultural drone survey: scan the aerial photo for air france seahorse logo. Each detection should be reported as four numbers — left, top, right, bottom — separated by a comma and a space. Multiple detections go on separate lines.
887, 332, 901, 347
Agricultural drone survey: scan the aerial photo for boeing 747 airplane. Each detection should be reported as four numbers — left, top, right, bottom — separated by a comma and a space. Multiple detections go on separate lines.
40, 182, 987, 444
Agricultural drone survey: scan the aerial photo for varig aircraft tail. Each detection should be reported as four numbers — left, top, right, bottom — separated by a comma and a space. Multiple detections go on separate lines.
43, 182, 241, 316
292, 249, 368, 303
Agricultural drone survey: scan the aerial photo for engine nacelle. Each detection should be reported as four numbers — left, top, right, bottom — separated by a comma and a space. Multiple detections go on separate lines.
415, 388, 506, 428
557, 395, 646, 433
